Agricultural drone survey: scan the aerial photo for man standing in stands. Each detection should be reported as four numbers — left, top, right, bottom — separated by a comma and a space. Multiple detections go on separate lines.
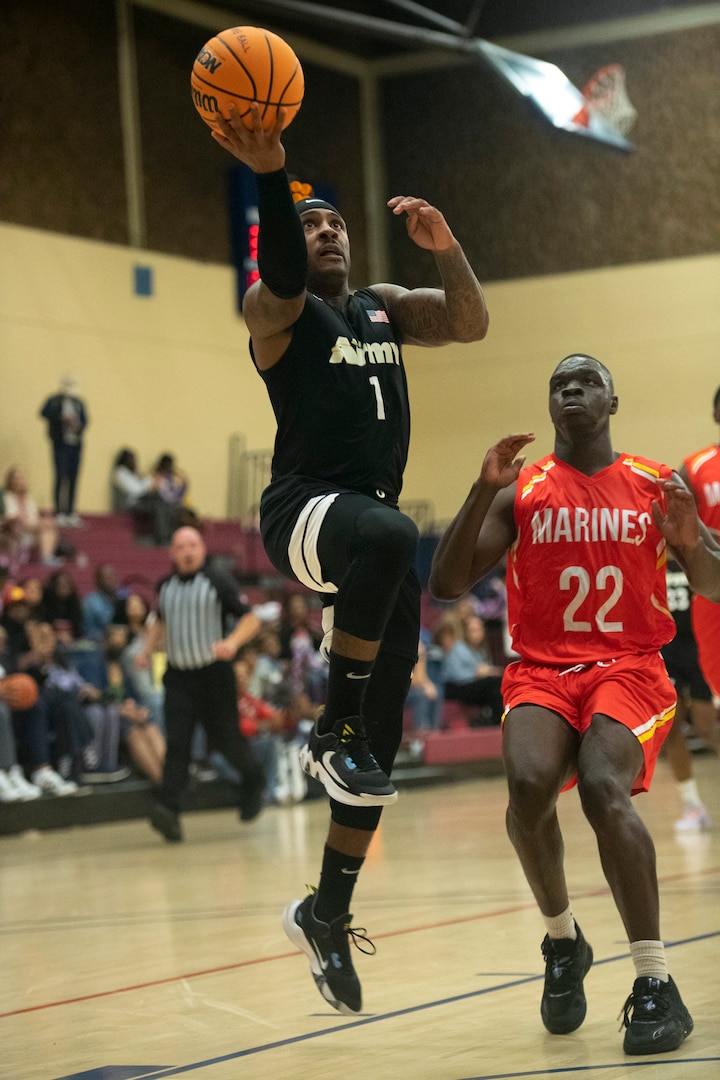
39, 376, 88, 526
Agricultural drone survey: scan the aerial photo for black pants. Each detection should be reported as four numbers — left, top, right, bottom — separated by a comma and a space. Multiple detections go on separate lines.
133, 492, 177, 545
52, 440, 82, 514
444, 676, 504, 725
158, 661, 262, 812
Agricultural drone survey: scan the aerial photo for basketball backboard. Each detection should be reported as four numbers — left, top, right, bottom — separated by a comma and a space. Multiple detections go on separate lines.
474, 40, 635, 151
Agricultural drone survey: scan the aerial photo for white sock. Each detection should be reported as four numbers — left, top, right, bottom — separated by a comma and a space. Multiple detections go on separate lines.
544, 904, 577, 940
678, 778, 702, 807
630, 940, 668, 981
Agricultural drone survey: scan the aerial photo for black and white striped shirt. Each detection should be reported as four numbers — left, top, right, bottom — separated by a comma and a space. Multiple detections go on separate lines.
157, 564, 250, 670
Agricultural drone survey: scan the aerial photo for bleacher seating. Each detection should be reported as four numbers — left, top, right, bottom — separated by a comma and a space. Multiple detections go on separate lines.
1, 512, 504, 837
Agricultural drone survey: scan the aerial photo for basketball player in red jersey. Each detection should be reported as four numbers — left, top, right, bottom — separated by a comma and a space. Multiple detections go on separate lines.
677, 387, 720, 755
430, 354, 695, 1055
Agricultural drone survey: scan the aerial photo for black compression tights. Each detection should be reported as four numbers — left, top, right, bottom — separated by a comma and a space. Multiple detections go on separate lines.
320, 502, 419, 643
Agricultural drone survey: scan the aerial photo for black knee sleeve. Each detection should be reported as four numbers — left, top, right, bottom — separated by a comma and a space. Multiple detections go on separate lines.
332, 508, 419, 641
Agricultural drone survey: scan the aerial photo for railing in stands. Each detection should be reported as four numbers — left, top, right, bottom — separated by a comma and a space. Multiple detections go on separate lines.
227, 434, 272, 523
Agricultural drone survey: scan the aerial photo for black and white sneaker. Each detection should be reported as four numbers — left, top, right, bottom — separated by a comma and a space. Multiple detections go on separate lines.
282, 892, 375, 1015
298, 716, 397, 806
540, 924, 594, 1034
620, 975, 693, 1054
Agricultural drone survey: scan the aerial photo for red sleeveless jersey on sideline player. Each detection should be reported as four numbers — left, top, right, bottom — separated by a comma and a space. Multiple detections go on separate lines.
683, 442, 720, 695
506, 453, 676, 665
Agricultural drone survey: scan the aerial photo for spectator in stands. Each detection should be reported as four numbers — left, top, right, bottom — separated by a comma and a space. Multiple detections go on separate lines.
2, 465, 60, 567
404, 639, 443, 731
18, 576, 44, 620
39, 375, 87, 526
0, 645, 43, 801
1, 583, 36, 658
210, 656, 283, 803
82, 563, 121, 642
18, 621, 99, 790
278, 593, 327, 705
40, 569, 84, 643
153, 454, 189, 509
80, 622, 159, 783
442, 613, 504, 725
250, 626, 292, 708
116, 592, 165, 730
111, 448, 176, 546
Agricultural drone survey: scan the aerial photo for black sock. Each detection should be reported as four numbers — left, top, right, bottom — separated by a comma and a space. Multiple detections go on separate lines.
321, 653, 375, 732
314, 845, 366, 922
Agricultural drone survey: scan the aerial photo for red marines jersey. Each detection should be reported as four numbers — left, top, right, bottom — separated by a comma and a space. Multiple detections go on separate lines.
506, 453, 676, 664
683, 443, 720, 684
683, 444, 720, 530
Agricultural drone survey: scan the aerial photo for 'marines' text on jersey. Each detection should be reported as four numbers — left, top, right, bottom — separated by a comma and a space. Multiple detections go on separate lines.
530, 506, 653, 546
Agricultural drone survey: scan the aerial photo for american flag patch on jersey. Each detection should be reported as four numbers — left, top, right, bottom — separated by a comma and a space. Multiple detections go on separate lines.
367, 309, 389, 323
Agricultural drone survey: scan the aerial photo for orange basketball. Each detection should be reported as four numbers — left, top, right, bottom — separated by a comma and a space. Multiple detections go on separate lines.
0, 673, 39, 711
191, 26, 304, 132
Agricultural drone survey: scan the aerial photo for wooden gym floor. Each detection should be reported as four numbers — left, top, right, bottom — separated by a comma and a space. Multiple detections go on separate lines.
1, 754, 718, 1080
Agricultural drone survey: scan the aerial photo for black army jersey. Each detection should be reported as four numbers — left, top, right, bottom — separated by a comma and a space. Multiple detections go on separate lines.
253, 288, 409, 505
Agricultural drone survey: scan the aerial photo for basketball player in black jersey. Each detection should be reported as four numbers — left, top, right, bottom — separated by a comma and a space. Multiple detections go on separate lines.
212, 102, 489, 1014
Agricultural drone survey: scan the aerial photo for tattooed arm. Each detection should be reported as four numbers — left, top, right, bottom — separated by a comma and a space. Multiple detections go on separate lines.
374, 196, 489, 346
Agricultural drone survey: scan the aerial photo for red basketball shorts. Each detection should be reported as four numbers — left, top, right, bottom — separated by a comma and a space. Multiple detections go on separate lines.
501, 651, 677, 795
691, 595, 720, 698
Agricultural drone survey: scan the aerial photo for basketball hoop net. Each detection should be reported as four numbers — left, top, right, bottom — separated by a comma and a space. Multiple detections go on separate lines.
572, 64, 637, 136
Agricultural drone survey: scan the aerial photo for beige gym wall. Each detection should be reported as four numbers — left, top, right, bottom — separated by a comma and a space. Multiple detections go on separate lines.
2, 220, 718, 524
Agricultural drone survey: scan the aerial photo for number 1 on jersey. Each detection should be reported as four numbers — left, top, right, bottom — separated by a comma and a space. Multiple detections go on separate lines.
369, 376, 386, 420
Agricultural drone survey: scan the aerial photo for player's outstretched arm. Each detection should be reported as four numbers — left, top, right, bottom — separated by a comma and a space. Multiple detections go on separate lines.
213, 104, 306, 365
429, 434, 534, 601
653, 477, 720, 602
377, 196, 488, 347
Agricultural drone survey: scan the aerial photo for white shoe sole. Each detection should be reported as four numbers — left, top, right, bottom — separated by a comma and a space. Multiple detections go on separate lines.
298, 745, 397, 807
282, 900, 356, 1016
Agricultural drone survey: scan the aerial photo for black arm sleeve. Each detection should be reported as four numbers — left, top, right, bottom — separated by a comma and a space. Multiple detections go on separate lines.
255, 168, 308, 299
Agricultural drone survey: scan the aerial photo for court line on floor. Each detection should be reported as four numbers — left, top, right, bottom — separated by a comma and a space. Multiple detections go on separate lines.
457, 1061, 720, 1079
5, 866, 718, 1019
53, 932, 716, 1079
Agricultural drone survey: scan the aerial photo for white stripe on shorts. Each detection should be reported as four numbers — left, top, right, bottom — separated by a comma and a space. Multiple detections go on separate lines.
288, 493, 340, 593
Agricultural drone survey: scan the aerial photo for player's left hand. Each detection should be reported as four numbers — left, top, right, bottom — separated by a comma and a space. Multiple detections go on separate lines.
480, 433, 535, 490
387, 196, 455, 252
211, 103, 286, 173
652, 479, 700, 549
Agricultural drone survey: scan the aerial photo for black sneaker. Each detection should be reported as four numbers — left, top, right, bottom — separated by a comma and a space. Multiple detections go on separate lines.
298, 716, 397, 807
620, 975, 693, 1054
150, 801, 183, 843
238, 771, 265, 822
282, 892, 376, 1015
540, 924, 594, 1034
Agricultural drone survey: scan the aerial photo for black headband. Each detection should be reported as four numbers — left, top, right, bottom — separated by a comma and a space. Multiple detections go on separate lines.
295, 197, 341, 216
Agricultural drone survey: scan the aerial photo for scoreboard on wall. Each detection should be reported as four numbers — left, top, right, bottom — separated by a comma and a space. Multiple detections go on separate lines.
228, 165, 337, 311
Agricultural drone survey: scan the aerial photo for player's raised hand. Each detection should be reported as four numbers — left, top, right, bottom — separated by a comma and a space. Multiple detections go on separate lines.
652, 478, 700, 549
480, 434, 536, 489
211, 103, 286, 172
387, 196, 455, 252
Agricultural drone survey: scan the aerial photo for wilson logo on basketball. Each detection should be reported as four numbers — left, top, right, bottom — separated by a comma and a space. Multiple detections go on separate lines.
195, 49, 223, 73
191, 87, 220, 113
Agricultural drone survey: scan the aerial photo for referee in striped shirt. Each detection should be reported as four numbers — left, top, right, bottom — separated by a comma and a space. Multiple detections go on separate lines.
138, 526, 264, 842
